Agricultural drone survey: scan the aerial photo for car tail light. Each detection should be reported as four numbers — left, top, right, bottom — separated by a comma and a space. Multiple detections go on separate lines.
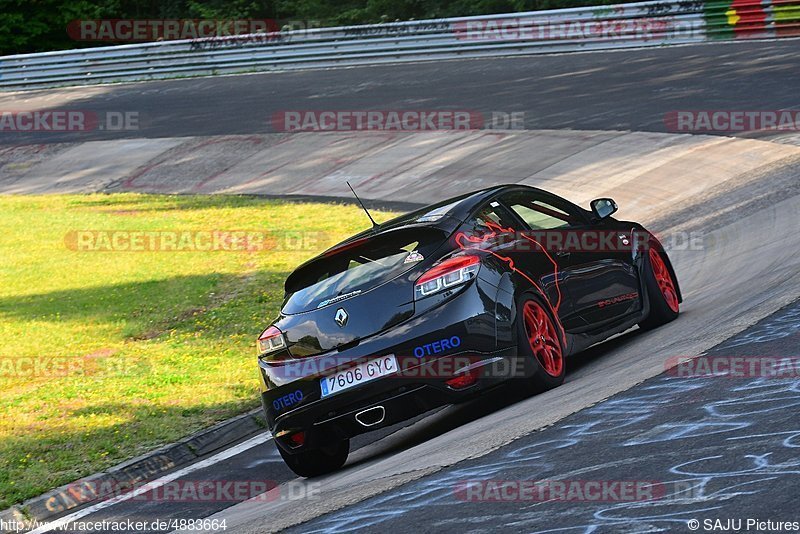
287, 431, 305, 448
415, 255, 480, 299
445, 367, 481, 389
257, 326, 286, 355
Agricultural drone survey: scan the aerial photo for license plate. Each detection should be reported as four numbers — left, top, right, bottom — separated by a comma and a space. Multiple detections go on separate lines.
320, 354, 398, 397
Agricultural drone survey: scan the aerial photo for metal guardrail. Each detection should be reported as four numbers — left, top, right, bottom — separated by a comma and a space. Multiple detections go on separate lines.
0, 0, 797, 90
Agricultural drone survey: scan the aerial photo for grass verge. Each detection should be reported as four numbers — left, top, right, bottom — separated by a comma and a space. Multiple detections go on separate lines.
0, 193, 397, 509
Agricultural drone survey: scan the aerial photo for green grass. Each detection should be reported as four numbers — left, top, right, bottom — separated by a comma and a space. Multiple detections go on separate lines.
0, 193, 397, 509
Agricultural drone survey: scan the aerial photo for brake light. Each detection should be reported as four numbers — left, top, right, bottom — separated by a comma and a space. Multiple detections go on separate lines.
445, 367, 481, 389
287, 431, 305, 448
415, 255, 480, 299
258, 326, 286, 355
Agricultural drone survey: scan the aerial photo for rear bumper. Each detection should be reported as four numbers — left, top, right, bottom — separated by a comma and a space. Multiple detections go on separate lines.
264, 346, 519, 453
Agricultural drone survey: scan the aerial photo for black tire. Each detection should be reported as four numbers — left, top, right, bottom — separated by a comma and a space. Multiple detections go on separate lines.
516, 293, 566, 394
639, 247, 680, 331
278, 439, 349, 478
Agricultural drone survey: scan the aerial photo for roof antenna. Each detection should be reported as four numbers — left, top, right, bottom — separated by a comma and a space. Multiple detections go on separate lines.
347, 181, 380, 232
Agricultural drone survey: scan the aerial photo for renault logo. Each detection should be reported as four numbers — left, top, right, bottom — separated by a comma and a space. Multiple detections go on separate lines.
334, 308, 349, 327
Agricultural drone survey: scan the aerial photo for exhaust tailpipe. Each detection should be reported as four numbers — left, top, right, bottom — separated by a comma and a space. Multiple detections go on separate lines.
355, 405, 385, 427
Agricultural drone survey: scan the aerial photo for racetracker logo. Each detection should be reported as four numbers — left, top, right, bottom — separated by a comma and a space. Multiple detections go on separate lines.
53, 480, 320, 505
265, 354, 526, 381
452, 16, 702, 41
67, 19, 281, 41
0, 111, 138, 132
273, 110, 483, 131
0, 350, 141, 378
457, 230, 704, 253
454, 480, 667, 502
64, 230, 327, 252
666, 356, 800, 378
664, 110, 800, 132
270, 111, 527, 131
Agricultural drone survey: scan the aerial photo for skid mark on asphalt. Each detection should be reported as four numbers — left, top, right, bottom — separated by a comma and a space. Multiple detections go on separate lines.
290, 301, 800, 534
717, 303, 800, 349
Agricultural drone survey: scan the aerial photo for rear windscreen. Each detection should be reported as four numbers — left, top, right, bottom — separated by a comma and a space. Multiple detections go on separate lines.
282, 228, 448, 314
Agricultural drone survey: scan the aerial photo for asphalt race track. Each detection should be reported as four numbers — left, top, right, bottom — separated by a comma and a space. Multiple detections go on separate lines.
2, 39, 799, 145
5, 38, 800, 534
287, 300, 800, 533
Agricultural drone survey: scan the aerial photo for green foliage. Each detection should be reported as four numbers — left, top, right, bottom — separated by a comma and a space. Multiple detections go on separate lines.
0, 0, 104, 55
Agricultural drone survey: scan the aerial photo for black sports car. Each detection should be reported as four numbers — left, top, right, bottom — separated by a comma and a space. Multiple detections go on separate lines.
257, 185, 681, 477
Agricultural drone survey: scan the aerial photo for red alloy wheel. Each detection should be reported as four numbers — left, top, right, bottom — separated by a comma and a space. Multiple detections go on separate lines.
522, 300, 563, 377
649, 248, 679, 313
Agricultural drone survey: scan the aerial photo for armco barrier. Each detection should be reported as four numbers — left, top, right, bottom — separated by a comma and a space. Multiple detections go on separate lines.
0, 0, 797, 90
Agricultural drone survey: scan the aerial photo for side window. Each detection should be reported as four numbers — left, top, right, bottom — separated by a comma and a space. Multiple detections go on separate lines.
464, 202, 520, 237
502, 192, 585, 230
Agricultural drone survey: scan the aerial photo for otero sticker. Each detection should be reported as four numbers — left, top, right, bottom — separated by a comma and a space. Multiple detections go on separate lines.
272, 389, 304, 411
413, 336, 462, 358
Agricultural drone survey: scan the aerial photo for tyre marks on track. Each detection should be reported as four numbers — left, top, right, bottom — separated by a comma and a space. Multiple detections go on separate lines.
290, 301, 800, 534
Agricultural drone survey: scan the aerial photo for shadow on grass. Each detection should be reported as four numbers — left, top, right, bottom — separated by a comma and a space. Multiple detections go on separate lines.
71, 193, 419, 214
70, 194, 275, 213
0, 271, 291, 341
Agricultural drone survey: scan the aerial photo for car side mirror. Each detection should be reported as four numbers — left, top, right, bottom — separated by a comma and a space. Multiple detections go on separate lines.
590, 198, 618, 220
